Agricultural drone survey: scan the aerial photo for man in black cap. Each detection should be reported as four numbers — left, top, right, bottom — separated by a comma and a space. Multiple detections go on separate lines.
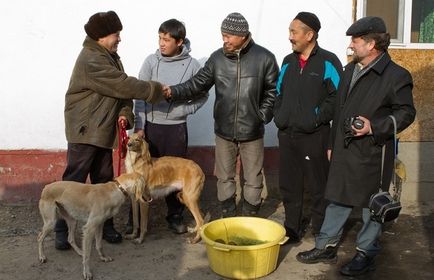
163, 12, 279, 217
296, 16, 415, 276
273, 12, 343, 244
55, 10, 164, 250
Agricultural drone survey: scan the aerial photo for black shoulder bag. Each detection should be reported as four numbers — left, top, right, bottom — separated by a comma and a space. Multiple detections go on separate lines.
368, 115, 402, 223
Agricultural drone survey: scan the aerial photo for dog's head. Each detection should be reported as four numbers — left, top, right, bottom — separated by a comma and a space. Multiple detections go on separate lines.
115, 172, 152, 203
127, 133, 151, 163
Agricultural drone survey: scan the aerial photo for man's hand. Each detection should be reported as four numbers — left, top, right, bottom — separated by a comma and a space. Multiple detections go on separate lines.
352, 116, 372, 136
327, 149, 332, 161
162, 85, 172, 99
118, 116, 127, 129
134, 128, 145, 138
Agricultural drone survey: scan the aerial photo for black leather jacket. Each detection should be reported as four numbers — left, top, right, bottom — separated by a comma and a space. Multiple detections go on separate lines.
170, 37, 279, 142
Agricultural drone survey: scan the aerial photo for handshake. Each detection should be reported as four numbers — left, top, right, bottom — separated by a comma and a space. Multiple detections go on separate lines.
162, 85, 172, 100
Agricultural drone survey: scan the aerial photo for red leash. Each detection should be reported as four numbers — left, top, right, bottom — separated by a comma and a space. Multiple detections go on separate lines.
117, 120, 128, 176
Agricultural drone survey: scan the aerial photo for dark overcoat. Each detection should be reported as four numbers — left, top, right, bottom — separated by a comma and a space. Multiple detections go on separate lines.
325, 52, 416, 207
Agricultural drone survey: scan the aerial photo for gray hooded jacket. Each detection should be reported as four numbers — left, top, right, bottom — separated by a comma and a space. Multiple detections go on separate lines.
134, 39, 208, 128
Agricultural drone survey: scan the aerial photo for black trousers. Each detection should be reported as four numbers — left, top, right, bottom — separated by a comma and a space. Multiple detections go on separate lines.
278, 126, 330, 237
145, 121, 187, 218
55, 143, 114, 231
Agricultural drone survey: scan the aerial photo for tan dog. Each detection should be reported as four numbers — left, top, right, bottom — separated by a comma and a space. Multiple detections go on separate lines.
37, 172, 149, 280
125, 133, 205, 244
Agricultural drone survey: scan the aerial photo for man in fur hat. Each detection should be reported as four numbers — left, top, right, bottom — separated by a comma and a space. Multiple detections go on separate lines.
56, 10, 164, 250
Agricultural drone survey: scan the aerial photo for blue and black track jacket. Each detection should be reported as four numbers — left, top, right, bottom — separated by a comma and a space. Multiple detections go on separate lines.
273, 43, 343, 134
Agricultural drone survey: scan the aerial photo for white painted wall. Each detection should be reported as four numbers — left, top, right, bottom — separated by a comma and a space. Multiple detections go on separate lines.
0, 0, 352, 149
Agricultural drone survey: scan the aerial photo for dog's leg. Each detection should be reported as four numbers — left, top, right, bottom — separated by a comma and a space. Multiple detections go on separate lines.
135, 201, 149, 244
64, 216, 82, 256
125, 198, 139, 240
56, 202, 83, 256
181, 194, 204, 244
38, 201, 56, 263
95, 223, 113, 262
82, 222, 96, 280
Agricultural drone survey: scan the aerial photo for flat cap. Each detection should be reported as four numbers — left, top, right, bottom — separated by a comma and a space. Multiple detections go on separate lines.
346, 16, 386, 36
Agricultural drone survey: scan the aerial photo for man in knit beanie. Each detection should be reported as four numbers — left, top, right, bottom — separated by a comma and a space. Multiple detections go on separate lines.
163, 12, 279, 218
56, 10, 164, 250
274, 11, 343, 245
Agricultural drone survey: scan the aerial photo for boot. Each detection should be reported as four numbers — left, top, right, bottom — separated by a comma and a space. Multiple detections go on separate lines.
103, 218, 122, 243
54, 219, 71, 250
296, 246, 338, 264
241, 199, 260, 216
221, 196, 236, 218
340, 251, 375, 276
166, 214, 187, 234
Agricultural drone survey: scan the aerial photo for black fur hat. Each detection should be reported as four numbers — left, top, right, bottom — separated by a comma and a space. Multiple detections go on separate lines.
84, 11, 123, 40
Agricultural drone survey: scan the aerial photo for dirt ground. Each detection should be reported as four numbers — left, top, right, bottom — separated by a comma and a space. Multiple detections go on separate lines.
0, 176, 433, 280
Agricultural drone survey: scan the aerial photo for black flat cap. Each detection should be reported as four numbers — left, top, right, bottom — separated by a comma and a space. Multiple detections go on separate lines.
346, 16, 386, 36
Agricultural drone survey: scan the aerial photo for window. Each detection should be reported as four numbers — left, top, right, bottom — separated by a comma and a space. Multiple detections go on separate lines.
359, 0, 434, 48
411, 0, 434, 43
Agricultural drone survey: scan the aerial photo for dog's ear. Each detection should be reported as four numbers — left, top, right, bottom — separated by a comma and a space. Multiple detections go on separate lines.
141, 139, 152, 163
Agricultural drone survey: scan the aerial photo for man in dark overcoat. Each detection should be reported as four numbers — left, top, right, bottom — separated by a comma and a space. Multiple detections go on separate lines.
296, 16, 416, 276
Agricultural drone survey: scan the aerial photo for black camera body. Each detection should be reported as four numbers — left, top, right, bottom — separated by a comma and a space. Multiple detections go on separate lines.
350, 117, 364, 129
344, 116, 364, 134
343, 116, 365, 147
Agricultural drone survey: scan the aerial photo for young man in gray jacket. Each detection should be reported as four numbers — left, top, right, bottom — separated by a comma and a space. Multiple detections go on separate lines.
133, 19, 208, 234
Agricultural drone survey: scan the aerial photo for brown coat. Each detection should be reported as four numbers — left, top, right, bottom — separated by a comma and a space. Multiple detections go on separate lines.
65, 36, 163, 149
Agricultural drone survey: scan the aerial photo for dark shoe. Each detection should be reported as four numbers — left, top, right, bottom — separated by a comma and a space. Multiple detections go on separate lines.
340, 251, 375, 276
55, 230, 71, 250
221, 196, 236, 218
166, 214, 187, 234
242, 200, 260, 217
103, 218, 122, 243
281, 226, 301, 245
296, 247, 338, 264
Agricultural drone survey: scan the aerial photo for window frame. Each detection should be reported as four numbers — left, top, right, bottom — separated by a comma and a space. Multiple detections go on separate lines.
358, 0, 434, 49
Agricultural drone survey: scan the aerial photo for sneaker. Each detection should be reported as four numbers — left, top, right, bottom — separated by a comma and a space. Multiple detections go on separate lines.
102, 218, 122, 243
296, 247, 338, 264
166, 214, 187, 234
55, 230, 71, 250
340, 251, 375, 276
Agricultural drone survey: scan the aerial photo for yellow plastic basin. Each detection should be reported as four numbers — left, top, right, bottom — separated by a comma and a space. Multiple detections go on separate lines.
200, 217, 287, 279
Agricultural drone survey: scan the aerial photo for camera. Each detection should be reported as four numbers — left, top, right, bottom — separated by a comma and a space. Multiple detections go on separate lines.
343, 116, 365, 147
352, 117, 365, 129
344, 116, 364, 134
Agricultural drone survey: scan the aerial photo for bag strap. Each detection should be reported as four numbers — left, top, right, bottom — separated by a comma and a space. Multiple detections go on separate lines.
379, 115, 397, 192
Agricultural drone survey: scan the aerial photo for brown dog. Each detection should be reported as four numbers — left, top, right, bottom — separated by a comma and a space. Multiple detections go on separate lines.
125, 133, 205, 244
37, 172, 149, 280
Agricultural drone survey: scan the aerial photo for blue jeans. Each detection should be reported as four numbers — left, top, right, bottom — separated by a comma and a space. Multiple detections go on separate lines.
315, 202, 382, 257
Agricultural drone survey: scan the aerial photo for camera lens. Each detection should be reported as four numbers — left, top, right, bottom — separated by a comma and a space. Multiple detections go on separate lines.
353, 119, 364, 129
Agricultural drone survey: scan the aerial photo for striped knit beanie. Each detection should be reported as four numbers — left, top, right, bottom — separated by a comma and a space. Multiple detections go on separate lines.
221, 12, 249, 36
